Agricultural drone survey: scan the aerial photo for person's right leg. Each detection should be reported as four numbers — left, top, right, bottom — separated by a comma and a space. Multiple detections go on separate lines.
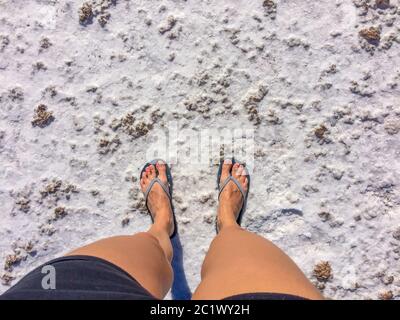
66, 162, 175, 299
192, 161, 323, 300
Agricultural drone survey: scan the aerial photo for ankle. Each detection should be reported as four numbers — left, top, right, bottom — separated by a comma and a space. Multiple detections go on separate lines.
217, 214, 239, 231
147, 228, 173, 262
218, 203, 237, 218
151, 220, 171, 234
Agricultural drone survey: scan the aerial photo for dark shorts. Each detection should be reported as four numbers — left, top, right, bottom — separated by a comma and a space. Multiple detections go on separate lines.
0, 255, 307, 300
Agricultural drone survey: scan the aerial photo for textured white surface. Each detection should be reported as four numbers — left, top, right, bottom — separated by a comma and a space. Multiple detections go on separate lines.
0, 0, 400, 299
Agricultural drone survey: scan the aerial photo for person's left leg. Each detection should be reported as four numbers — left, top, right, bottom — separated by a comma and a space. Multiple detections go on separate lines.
67, 162, 175, 299
192, 161, 323, 300
66, 232, 172, 299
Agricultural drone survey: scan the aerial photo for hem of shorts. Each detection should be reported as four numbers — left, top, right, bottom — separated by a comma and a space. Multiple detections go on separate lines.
222, 292, 309, 300
25, 255, 157, 299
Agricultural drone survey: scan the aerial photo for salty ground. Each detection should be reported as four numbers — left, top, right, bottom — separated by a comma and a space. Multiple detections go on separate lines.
0, 0, 400, 300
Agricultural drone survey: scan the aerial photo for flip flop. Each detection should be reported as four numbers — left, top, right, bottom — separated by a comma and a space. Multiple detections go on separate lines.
140, 159, 176, 238
216, 158, 250, 233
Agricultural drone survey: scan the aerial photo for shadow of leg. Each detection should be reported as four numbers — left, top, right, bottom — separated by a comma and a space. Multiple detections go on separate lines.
171, 233, 192, 300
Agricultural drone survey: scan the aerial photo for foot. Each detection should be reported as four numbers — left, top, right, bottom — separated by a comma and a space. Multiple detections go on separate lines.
140, 161, 174, 236
217, 160, 249, 231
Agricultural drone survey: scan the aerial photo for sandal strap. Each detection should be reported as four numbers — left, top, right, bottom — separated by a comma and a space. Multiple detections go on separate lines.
144, 178, 171, 212
218, 176, 245, 201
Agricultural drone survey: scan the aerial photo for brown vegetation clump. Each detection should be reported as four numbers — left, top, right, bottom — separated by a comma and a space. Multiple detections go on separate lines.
8, 87, 24, 101
54, 207, 67, 220
109, 108, 158, 140
40, 179, 78, 199
32, 61, 47, 73
314, 124, 328, 139
39, 38, 52, 52
392, 227, 400, 240
318, 211, 332, 222
359, 27, 381, 43
242, 84, 268, 125
120, 113, 153, 138
98, 13, 111, 27
262, 0, 277, 18
23, 241, 35, 253
39, 224, 56, 236
1, 273, 15, 286
247, 106, 261, 125
79, 2, 93, 24
31, 104, 54, 128
263, 0, 275, 9
134, 122, 153, 137
378, 290, 393, 300
0, 34, 10, 52
159, 16, 177, 34
98, 135, 121, 154
384, 118, 400, 135
79, 0, 117, 27
43, 86, 57, 98
42, 180, 62, 195
15, 197, 30, 213
313, 261, 332, 282
121, 112, 135, 127
375, 0, 390, 9
4, 254, 22, 272
121, 217, 130, 227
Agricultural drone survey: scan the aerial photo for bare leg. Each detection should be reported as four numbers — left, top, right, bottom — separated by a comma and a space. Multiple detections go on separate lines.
67, 162, 174, 299
192, 160, 323, 300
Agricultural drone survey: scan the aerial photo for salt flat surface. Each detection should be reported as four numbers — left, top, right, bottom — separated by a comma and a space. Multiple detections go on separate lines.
0, 0, 400, 299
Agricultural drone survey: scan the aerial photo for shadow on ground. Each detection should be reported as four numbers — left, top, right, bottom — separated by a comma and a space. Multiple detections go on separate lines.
171, 233, 192, 300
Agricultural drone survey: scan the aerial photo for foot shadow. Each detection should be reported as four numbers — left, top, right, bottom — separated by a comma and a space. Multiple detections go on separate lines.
171, 233, 192, 300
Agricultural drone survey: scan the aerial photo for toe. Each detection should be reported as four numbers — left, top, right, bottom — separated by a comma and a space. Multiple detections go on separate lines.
156, 161, 168, 184
243, 177, 249, 192
143, 167, 150, 180
231, 162, 240, 178
140, 177, 147, 192
220, 159, 233, 183
233, 164, 244, 179
148, 165, 156, 179
240, 164, 249, 189
238, 165, 248, 181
